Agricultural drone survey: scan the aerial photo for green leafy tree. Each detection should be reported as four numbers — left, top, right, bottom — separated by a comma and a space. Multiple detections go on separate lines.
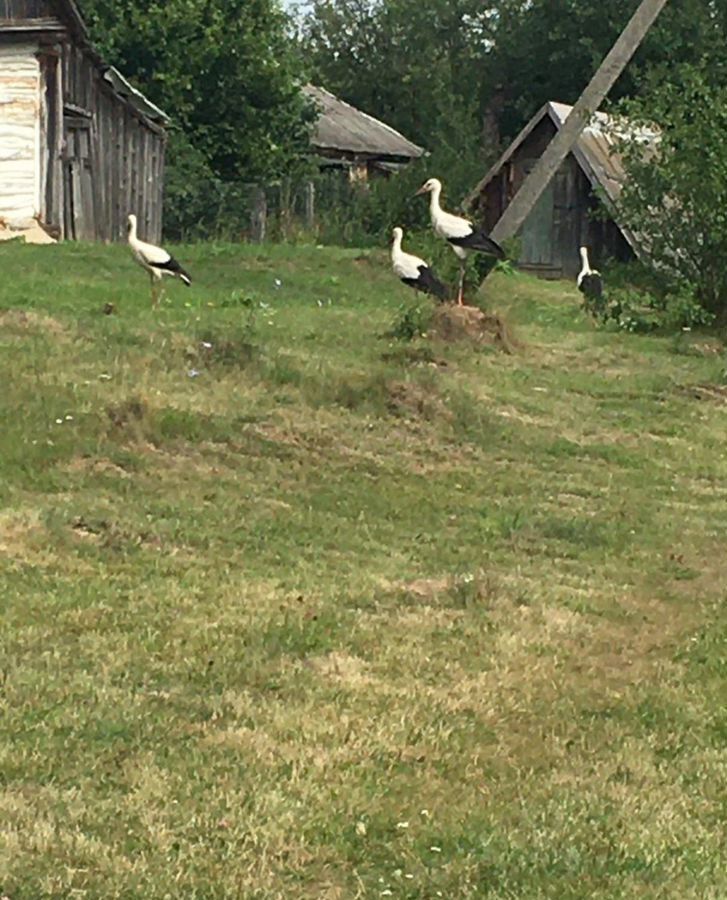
80, 0, 314, 236
615, 64, 727, 315
302, 0, 494, 150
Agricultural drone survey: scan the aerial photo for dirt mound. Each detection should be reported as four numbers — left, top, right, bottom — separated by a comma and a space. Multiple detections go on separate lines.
431, 304, 517, 353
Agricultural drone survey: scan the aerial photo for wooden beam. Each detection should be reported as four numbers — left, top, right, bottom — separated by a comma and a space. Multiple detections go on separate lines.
489, 0, 669, 246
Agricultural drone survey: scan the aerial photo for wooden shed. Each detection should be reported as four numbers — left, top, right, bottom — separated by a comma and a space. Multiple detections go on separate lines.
303, 84, 424, 183
467, 101, 658, 279
0, 0, 167, 242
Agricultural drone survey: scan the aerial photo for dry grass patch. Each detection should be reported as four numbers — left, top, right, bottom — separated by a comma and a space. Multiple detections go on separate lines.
0, 308, 67, 338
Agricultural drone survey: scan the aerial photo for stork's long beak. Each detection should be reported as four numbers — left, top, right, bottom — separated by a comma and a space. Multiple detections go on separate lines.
414, 184, 428, 197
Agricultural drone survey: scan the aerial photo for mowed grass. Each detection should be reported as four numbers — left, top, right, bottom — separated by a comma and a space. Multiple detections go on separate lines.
1, 238, 726, 899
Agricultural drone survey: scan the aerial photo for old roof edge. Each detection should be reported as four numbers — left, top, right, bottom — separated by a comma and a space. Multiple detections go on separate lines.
45, 0, 88, 39
102, 66, 170, 125
463, 101, 559, 209
48, 0, 169, 128
304, 84, 425, 158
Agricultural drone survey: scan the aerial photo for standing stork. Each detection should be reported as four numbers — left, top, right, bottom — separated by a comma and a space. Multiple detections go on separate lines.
127, 214, 192, 307
391, 227, 448, 301
415, 177, 505, 305
576, 246, 603, 306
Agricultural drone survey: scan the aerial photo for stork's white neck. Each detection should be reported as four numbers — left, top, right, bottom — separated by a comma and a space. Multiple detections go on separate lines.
429, 182, 443, 216
391, 231, 403, 262
128, 218, 139, 244
579, 246, 591, 273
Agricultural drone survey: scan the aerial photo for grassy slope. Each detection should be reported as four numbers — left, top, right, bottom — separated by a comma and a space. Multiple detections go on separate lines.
0, 239, 725, 899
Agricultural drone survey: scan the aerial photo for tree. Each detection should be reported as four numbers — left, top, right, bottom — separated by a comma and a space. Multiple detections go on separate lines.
79, 0, 314, 235
302, 0, 495, 150
615, 63, 727, 315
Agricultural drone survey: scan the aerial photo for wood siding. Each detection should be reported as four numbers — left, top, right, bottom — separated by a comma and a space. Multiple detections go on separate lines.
0, 0, 166, 241
59, 42, 165, 241
479, 117, 633, 279
0, 0, 55, 20
0, 42, 40, 225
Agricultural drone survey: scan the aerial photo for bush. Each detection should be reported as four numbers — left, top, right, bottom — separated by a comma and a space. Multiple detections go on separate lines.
614, 65, 727, 318
584, 279, 715, 334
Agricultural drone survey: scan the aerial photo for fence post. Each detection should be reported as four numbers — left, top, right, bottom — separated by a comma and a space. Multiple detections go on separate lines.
279, 177, 292, 240
304, 180, 316, 231
250, 185, 267, 243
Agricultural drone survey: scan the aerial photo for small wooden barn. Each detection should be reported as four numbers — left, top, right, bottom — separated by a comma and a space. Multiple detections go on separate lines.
0, 0, 167, 242
467, 101, 658, 279
303, 85, 424, 183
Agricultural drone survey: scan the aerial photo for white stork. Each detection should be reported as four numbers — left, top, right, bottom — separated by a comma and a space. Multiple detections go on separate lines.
576, 246, 603, 303
415, 177, 505, 305
391, 227, 448, 301
127, 214, 192, 307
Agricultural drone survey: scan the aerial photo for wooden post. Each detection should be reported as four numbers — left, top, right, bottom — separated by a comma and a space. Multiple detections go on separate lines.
277, 177, 291, 240
489, 0, 669, 246
304, 180, 316, 231
250, 185, 267, 243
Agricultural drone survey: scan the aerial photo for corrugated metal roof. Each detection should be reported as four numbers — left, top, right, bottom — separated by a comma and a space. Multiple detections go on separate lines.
467, 101, 660, 259
303, 84, 424, 160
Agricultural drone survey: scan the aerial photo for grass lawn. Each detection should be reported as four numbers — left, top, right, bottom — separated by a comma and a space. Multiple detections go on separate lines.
0, 238, 726, 899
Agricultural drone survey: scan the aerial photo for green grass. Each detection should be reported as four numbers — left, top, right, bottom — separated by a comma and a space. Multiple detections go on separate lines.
1, 239, 726, 898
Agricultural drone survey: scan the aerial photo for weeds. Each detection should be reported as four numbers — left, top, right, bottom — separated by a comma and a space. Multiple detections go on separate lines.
387, 298, 435, 341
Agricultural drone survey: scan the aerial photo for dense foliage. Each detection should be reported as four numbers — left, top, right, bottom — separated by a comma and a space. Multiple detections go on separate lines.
614, 59, 727, 317
79, 0, 314, 237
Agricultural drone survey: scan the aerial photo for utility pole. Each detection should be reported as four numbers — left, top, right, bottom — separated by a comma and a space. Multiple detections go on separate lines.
488, 0, 669, 246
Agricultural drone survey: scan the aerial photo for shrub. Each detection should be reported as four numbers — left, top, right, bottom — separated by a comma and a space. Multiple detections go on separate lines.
614, 65, 727, 318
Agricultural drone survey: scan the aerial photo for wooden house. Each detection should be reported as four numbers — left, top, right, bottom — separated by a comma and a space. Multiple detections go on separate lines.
0, 0, 167, 242
466, 101, 658, 279
303, 85, 424, 183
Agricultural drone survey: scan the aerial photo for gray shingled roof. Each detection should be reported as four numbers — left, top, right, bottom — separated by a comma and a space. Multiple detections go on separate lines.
303, 85, 424, 160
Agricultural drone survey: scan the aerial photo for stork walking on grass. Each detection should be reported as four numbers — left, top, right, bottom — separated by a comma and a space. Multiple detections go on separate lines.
415, 177, 505, 305
576, 246, 603, 305
127, 214, 192, 307
391, 226, 448, 301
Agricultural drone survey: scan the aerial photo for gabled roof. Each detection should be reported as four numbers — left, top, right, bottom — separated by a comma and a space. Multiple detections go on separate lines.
303, 84, 424, 160
467, 101, 659, 259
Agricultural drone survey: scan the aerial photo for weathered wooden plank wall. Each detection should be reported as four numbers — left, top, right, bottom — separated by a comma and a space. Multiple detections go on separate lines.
2, 0, 166, 241
59, 41, 166, 242
0, 0, 54, 20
